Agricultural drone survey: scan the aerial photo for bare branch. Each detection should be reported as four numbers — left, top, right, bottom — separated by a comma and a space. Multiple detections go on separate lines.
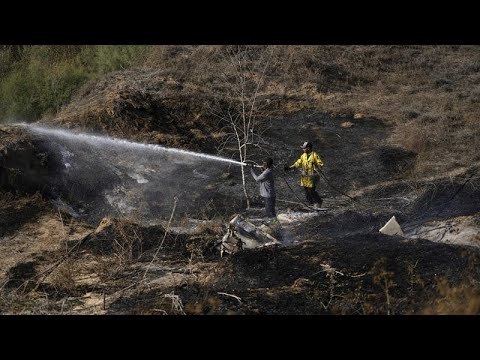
143, 197, 178, 280
218, 292, 242, 303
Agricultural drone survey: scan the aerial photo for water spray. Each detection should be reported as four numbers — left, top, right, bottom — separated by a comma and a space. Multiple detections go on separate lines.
20, 123, 260, 168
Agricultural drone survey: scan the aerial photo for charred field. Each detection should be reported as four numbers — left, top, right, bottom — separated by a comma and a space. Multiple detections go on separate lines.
1, 45, 480, 315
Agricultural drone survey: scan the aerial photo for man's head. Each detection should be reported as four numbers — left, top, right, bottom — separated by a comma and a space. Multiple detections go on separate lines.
263, 157, 274, 169
301, 141, 313, 153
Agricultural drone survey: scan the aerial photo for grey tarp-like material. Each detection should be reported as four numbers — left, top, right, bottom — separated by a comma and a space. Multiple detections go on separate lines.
218, 215, 280, 256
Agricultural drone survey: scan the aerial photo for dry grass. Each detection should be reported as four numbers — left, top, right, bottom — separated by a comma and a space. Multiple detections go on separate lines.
422, 279, 480, 315
370, 257, 396, 315
134, 46, 480, 178
185, 220, 224, 262
42, 45, 480, 179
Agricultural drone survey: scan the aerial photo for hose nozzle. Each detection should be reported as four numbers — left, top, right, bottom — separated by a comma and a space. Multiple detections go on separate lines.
241, 162, 262, 168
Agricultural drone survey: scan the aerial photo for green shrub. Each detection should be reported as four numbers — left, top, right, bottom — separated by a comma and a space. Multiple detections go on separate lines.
0, 58, 89, 122
41, 62, 89, 114
0, 68, 43, 121
0, 45, 151, 122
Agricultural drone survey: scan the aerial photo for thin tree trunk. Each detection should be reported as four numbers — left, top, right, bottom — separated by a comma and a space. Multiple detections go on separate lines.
240, 163, 250, 209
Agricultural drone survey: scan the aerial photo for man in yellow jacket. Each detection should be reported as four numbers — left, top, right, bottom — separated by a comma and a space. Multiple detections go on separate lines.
285, 142, 324, 208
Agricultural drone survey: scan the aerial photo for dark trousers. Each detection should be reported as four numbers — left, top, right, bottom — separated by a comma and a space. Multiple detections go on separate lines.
264, 196, 276, 218
304, 186, 322, 205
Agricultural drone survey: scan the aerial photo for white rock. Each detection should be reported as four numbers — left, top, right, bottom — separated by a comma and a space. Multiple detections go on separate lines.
379, 216, 404, 236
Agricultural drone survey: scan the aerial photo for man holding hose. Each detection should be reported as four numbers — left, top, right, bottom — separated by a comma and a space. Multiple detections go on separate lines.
250, 157, 276, 219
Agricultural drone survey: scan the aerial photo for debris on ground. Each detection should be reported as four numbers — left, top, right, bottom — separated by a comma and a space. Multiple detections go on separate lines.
379, 215, 404, 236
218, 215, 280, 256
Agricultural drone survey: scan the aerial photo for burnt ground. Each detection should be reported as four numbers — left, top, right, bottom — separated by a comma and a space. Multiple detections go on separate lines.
201, 236, 480, 315
2, 106, 480, 314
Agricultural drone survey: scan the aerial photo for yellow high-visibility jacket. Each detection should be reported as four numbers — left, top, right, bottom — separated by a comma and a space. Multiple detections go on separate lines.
289, 151, 324, 188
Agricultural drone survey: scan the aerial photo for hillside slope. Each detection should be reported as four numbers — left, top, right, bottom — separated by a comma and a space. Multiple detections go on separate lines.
1, 45, 480, 314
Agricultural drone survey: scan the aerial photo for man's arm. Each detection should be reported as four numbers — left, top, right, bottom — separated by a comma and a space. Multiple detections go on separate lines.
285, 157, 302, 170
250, 167, 259, 181
292, 157, 303, 168
284, 155, 303, 171
251, 168, 269, 182
314, 153, 324, 168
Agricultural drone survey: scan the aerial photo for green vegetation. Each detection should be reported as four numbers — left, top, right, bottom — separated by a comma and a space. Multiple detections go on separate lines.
0, 45, 150, 122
